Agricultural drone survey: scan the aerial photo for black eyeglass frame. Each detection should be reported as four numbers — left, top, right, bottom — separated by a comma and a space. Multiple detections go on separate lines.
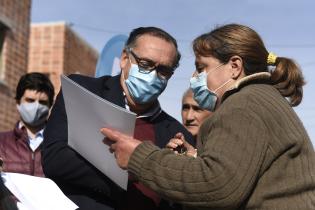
126, 48, 175, 79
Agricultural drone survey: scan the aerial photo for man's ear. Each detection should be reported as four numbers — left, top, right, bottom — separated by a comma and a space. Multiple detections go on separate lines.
229, 55, 244, 79
120, 49, 129, 70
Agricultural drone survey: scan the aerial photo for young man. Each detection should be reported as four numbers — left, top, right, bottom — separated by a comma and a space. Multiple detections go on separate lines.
42, 27, 194, 210
0, 72, 54, 177
181, 88, 212, 140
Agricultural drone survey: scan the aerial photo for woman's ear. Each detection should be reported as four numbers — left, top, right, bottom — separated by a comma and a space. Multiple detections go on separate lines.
229, 55, 244, 79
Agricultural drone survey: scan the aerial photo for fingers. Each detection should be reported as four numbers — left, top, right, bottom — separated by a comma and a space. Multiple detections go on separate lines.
166, 138, 184, 149
174, 132, 184, 139
186, 149, 197, 158
100, 128, 136, 170
166, 141, 181, 150
183, 140, 193, 150
167, 133, 197, 157
166, 141, 179, 149
102, 137, 114, 147
102, 138, 116, 154
101, 127, 128, 143
100, 127, 118, 141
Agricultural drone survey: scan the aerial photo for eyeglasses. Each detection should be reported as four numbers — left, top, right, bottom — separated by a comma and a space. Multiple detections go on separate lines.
127, 48, 175, 79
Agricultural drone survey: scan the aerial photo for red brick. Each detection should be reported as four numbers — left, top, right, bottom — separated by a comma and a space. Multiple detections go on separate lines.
28, 22, 98, 95
0, 0, 31, 131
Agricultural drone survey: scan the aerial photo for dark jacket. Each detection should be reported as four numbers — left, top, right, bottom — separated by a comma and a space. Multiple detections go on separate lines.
42, 74, 194, 210
0, 123, 44, 177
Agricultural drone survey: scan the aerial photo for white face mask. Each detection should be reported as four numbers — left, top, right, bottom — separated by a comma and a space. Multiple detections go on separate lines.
17, 101, 49, 127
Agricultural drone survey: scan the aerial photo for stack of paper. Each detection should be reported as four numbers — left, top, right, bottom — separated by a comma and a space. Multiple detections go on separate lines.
2, 172, 78, 210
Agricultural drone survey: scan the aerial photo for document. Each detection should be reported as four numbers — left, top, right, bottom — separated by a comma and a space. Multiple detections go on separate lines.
61, 75, 136, 190
1, 172, 79, 210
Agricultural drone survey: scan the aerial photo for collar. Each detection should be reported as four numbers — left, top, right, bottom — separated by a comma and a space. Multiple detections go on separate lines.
18, 121, 27, 130
18, 121, 45, 138
35, 128, 44, 137
101, 74, 162, 121
123, 91, 162, 121
222, 72, 271, 102
136, 102, 162, 120
13, 122, 28, 140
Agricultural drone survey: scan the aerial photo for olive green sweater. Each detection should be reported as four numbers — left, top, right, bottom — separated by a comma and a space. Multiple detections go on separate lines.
128, 73, 315, 210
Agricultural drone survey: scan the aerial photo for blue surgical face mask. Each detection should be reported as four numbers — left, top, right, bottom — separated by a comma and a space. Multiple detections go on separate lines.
190, 64, 232, 111
125, 63, 168, 104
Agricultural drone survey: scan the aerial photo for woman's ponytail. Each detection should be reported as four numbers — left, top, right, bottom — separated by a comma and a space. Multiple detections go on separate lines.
270, 56, 305, 106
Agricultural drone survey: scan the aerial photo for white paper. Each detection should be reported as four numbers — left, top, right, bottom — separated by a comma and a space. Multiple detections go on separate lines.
1, 172, 78, 210
61, 75, 136, 190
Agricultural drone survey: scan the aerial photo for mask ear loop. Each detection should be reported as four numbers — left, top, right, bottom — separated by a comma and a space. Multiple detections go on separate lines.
206, 63, 225, 76
213, 79, 232, 93
192, 63, 225, 78
204, 63, 231, 93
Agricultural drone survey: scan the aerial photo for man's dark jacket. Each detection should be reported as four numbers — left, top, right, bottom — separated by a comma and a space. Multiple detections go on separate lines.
42, 74, 194, 210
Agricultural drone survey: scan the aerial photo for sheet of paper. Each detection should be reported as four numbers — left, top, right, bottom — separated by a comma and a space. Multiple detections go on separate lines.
1, 172, 79, 210
61, 75, 136, 190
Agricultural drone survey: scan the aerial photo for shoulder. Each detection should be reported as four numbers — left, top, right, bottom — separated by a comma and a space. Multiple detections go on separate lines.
0, 130, 14, 140
222, 84, 284, 114
202, 83, 290, 142
202, 85, 276, 132
0, 130, 15, 151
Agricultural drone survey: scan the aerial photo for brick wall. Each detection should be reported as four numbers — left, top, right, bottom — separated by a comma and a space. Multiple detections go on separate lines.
63, 25, 98, 77
28, 22, 98, 95
0, 0, 32, 131
28, 22, 66, 95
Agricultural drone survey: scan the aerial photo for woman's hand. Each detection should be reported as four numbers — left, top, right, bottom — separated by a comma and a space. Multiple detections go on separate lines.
101, 127, 141, 169
166, 133, 197, 157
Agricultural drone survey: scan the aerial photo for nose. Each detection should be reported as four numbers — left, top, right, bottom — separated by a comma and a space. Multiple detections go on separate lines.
186, 108, 195, 121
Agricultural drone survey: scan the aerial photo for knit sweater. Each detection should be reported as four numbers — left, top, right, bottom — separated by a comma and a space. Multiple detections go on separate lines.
127, 72, 315, 210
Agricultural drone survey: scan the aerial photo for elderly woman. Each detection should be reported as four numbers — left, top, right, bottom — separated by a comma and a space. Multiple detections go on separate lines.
101, 24, 315, 210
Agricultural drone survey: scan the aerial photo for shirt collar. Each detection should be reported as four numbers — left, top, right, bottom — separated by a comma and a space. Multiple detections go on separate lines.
18, 121, 45, 138
123, 92, 162, 121
137, 102, 162, 120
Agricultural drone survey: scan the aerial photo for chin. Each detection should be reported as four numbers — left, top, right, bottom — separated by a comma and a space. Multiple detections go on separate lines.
187, 129, 198, 137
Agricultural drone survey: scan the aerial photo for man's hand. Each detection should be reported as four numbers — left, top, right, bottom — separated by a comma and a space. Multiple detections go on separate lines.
166, 133, 197, 157
100, 127, 141, 169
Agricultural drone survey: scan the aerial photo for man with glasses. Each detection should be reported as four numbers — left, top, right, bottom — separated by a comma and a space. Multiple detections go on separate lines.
42, 27, 194, 210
